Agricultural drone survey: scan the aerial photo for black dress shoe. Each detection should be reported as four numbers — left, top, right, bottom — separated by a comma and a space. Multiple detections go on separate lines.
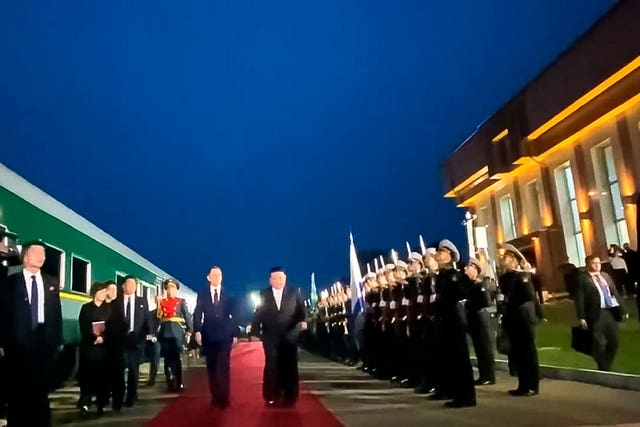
79, 405, 89, 416
508, 389, 538, 396
444, 399, 476, 408
264, 400, 278, 408
414, 386, 436, 394
474, 379, 495, 386
428, 393, 450, 401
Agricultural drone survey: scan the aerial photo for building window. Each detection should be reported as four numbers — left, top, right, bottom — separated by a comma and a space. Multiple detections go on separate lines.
526, 180, 543, 231
499, 194, 517, 241
42, 244, 65, 288
71, 255, 91, 293
593, 144, 629, 246
555, 162, 586, 266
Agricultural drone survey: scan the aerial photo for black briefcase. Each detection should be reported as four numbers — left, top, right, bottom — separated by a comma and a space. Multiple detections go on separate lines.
571, 326, 593, 356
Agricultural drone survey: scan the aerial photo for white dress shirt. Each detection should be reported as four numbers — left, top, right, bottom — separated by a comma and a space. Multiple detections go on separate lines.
124, 294, 135, 332
590, 272, 619, 308
23, 269, 45, 324
272, 287, 284, 310
210, 285, 222, 304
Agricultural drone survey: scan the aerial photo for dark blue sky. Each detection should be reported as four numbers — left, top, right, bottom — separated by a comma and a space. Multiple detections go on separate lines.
0, 0, 616, 297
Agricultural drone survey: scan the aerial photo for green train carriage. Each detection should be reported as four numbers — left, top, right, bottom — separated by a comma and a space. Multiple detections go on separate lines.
0, 162, 196, 387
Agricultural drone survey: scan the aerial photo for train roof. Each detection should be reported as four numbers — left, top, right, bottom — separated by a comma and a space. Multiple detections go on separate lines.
0, 162, 186, 288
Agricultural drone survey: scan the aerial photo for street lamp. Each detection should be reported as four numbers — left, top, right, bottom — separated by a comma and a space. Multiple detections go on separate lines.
463, 210, 477, 259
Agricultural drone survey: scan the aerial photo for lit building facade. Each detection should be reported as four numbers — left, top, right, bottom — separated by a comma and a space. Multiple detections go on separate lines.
441, 0, 640, 293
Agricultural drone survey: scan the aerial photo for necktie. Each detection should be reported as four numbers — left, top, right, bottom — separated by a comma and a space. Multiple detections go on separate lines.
125, 297, 132, 330
596, 275, 613, 307
214, 289, 219, 304
30, 275, 39, 328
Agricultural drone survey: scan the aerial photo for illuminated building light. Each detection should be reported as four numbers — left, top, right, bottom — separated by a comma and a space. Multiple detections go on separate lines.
492, 129, 509, 143
528, 55, 640, 140
445, 166, 489, 198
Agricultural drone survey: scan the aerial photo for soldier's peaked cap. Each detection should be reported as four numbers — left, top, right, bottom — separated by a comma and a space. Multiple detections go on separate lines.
409, 252, 423, 262
467, 258, 482, 274
438, 239, 460, 263
502, 244, 525, 263
163, 278, 180, 289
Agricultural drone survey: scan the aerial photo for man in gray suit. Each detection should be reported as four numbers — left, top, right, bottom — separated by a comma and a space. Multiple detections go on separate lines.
574, 255, 625, 371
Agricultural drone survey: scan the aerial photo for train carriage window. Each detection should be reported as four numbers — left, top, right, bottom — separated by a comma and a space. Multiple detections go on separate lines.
42, 245, 65, 288
71, 255, 91, 294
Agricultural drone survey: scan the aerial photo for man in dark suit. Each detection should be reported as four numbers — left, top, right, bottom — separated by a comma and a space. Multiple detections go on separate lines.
193, 266, 239, 409
251, 267, 306, 407
0, 240, 62, 427
106, 275, 153, 409
574, 255, 624, 371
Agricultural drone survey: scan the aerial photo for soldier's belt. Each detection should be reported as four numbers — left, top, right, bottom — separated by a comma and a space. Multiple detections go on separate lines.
161, 317, 186, 323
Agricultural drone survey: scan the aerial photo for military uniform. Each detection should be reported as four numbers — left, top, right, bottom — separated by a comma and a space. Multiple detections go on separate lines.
465, 258, 495, 385
157, 279, 192, 392
434, 240, 476, 407
498, 244, 543, 396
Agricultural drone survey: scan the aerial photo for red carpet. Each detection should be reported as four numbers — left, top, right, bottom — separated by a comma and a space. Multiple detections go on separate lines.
147, 342, 343, 427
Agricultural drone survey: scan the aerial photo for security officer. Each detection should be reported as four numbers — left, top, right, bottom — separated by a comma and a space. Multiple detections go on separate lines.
157, 278, 192, 392
464, 258, 495, 385
433, 239, 476, 408
498, 244, 543, 397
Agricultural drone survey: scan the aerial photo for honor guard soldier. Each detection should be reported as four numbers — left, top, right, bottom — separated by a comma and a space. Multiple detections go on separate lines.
498, 244, 543, 397
464, 258, 496, 385
392, 259, 412, 386
417, 248, 440, 395
433, 239, 476, 408
361, 268, 378, 373
157, 278, 193, 392
404, 253, 422, 388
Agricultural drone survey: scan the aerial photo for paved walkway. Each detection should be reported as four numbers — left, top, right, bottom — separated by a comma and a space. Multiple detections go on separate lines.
49, 349, 640, 426
301, 352, 640, 427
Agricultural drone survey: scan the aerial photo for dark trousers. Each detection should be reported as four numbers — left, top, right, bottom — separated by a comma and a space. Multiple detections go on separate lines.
592, 309, 619, 371
146, 341, 161, 385
203, 341, 232, 404
442, 317, 476, 403
6, 328, 53, 427
0, 356, 7, 419
112, 343, 143, 408
78, 345, 110, 409
469, 311, 496, 382
263, 340, 298, 403
161, 338, 183, 387
506, 315, 539, 392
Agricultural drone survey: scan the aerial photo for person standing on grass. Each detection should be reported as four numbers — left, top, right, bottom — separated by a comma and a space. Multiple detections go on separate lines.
574, 255, 624, 371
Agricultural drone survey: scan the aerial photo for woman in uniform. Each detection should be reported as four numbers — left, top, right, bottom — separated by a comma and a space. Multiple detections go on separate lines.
157, 278, 192, 392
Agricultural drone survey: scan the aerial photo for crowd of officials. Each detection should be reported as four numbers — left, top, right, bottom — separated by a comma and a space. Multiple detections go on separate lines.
303, 239, 636, 408
0, 239, 194, 427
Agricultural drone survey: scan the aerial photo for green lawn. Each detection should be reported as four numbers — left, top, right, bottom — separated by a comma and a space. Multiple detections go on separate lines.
529, 299, 640, 374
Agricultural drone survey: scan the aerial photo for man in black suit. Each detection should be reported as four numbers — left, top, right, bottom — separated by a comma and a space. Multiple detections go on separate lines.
251, 267, 306, 407
0, 240, 62, 426
106, 275, 153, 409
193, 266, 239, 409
574, 255, 624, 371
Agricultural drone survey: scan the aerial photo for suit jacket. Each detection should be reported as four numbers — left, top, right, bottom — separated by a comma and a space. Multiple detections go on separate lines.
251, 285, 305, 345
193, 287, 239, 343
106, 294, 152, 348
574, 271, 624, 326
0, 272, 62, 352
